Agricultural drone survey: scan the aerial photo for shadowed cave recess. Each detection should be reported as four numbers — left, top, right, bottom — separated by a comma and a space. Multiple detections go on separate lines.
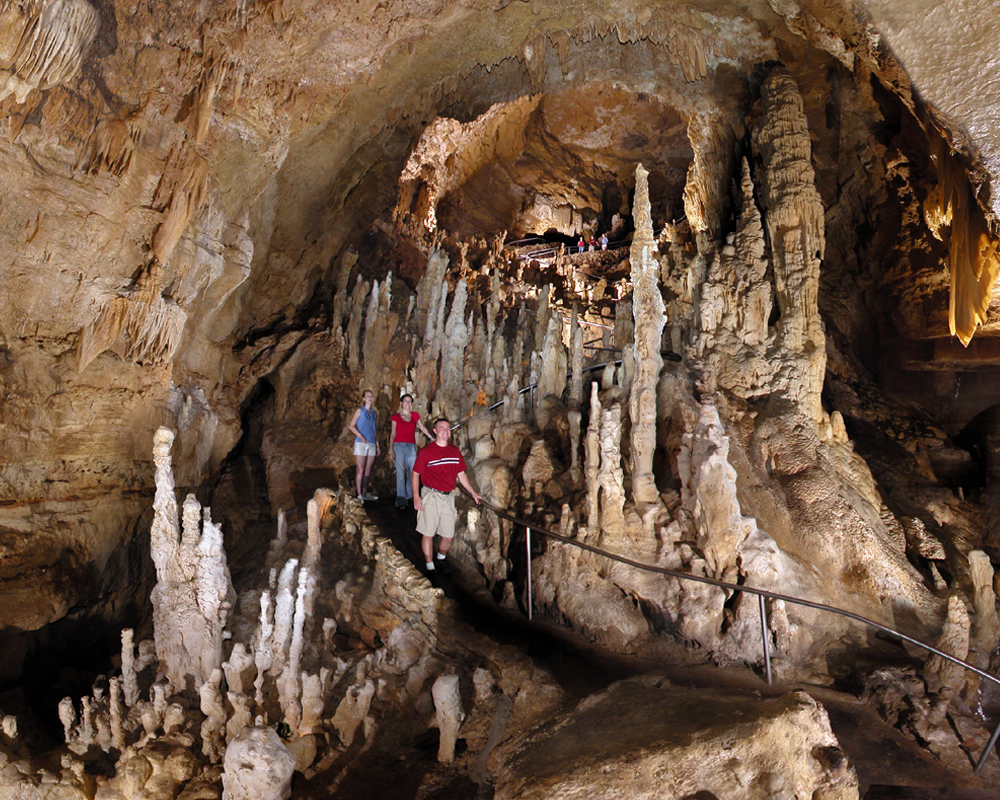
5, 0, 1000, 797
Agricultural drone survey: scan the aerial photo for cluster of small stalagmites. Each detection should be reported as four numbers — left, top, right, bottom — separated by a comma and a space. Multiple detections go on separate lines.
860, 590, 1000, 779
1, 440, 556, 796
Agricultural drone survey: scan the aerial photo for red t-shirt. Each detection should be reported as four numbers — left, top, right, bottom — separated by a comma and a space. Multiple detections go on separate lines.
391, 413, 420, 444
413, 443, 467, 492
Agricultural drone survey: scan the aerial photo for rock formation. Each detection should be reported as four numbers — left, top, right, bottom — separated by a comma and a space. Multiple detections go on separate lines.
5, 0, 1000, 795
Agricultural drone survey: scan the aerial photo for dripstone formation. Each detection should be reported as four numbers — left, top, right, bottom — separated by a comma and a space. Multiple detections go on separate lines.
4, 0, 1000, 796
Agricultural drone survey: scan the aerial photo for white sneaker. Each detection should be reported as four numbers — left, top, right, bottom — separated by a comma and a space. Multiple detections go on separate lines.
363, 492, 378, 501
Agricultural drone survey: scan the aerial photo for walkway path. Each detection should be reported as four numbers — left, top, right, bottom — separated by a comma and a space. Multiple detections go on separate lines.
358, 497, 986, 795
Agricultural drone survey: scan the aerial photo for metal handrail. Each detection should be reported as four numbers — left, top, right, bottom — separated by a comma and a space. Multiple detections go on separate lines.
465, 492, 1000, 773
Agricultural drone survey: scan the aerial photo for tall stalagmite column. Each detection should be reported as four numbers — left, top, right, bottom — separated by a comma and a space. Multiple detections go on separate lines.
629, 164, 666, 506
756, 67, 826, 423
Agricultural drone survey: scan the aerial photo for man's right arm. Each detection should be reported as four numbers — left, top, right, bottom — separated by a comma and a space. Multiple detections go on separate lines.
412, 469, 423, 511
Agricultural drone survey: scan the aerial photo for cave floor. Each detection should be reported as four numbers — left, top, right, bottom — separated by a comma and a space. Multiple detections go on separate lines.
346, 498, 993, 799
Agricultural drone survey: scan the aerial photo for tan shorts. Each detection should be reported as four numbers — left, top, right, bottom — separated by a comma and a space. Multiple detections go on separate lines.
416, 487, 456, 539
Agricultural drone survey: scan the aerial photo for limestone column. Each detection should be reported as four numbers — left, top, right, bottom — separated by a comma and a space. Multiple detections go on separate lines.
755, 66, 826, 424
584, 383, 602, 535
598, 401, 625, 539
629, 164, 666, 506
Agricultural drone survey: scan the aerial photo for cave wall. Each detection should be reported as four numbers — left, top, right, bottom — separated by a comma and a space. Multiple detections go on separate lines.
3, 0, 1000, 695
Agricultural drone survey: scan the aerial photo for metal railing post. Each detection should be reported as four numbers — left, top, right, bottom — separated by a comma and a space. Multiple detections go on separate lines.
526, 527, 533, 621
758, 594, 772, 686
976, 717, 1000, 773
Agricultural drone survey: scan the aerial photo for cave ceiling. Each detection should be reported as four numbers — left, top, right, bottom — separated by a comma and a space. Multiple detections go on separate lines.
3, 0, 1000, 650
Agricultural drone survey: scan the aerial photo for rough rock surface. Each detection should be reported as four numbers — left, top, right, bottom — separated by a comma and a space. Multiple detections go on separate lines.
494, 675, 858, 800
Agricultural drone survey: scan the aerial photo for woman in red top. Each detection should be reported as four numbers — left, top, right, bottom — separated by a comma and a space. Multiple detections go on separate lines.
388, 394, 432, 509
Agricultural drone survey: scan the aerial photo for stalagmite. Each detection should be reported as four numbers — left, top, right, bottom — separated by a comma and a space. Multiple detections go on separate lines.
109, 677, 124, 752
223, 643, 255, 697
416, 248, 449, 337
331, 249, 359, 335
614, 297, 634, 391
255, 590, 274, 706
534, 285, 551, 355
968, 550, 999, 664
196, 508, 232, 683
755, 67, 826, 423
121, 628, 139, 708
221, 726, 295, 800
677, 401, 754, 580
226, 692, 253, 744
270, 558, 298, 676
598, 401, 625, 539
629, 164, 666, 507
924, 595, 970, 722
536, 313, 567, 409
585, 382, 602, 533
299, 673, 325, 736
332, 679, 375, 746
303, 497, 322, 576
432, 674, 464, 763
79, 696, 94, 745
200, 668, 227, 762
58, 698, 76, 744
568, 306, 584, 408
279, 567, 311, 734
149, 427, 234, 689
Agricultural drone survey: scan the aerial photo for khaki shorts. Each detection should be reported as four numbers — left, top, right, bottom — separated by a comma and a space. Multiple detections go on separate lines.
416, 488, 456, 539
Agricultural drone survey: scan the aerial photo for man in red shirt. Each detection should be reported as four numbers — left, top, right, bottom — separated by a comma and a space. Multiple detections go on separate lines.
412, 418, 481, 576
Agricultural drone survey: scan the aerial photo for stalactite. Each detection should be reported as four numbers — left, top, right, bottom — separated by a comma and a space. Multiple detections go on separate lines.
77, 116, 142, 178
77, 259, 188, 371
345, 279, 369, 374
7, 0, 100, 100
331, 249, 358, 335
924, 133, 1000, 346
194, 56, 230, 144
629, 164, 666, 507
152, 152, 210, 267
